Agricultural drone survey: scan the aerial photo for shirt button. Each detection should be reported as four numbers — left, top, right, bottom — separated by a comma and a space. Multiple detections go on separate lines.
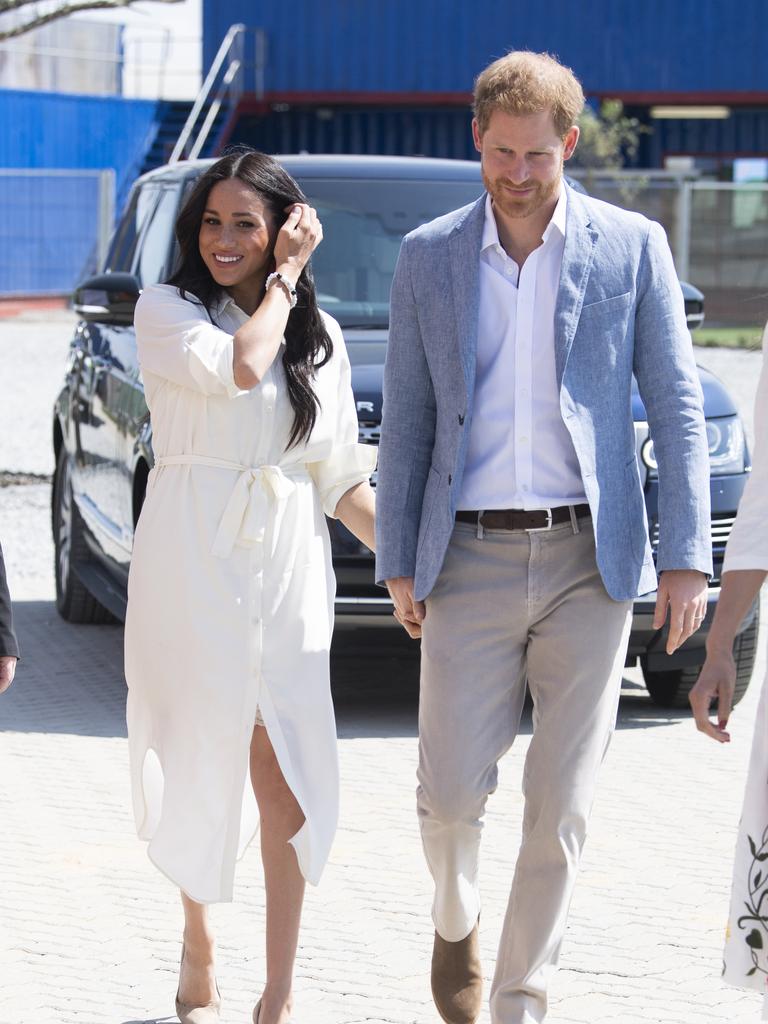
522, 484, 529, 492
505, 266, 514, 276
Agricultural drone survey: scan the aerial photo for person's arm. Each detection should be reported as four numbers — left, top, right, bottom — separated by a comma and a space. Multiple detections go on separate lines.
335, 481, 376, 553
633, 220, 711, 653
376, 234, 436, 636
233, 204, 322, 389
688, 569, 766, 742
690, 336, 768, 739
0, 541, 19, 694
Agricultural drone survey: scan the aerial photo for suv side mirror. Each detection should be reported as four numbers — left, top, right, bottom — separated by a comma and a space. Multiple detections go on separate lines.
680, 280, 705, 332
73, 273, 141, 325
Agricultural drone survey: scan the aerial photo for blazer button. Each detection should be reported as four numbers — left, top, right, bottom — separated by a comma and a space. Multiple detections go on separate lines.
458, 413, 465, 425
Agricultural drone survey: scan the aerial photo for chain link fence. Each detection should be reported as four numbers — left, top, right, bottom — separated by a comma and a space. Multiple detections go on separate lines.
571, 172, 768, 327
0, 169, 115, 297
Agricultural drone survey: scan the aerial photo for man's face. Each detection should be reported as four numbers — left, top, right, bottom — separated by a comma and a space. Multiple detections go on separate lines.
472, 108, 579, 221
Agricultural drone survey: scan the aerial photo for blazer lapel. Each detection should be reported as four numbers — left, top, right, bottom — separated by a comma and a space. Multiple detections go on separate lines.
448, 195, 485, 397
554, 187, 599, 388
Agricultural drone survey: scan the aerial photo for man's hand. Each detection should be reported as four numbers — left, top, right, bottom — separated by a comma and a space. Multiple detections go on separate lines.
688, 649, 735, 743
653, 569, 708, 654
0, 655, 17, 694
386, 576, 426, 639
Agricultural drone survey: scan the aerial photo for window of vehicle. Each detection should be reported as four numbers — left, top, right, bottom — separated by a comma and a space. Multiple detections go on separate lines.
294, 178, 483, 328
133, 186, 181, 288
104, 189, 143, 273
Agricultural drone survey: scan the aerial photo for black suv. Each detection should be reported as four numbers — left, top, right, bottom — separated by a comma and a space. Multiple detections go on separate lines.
52, 155, 758, 708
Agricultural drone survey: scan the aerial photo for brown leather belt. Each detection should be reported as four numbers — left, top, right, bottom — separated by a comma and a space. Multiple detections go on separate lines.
455, 504, 591, 532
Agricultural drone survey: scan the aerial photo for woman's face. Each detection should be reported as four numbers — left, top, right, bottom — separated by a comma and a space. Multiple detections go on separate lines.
198, 178, 278, 312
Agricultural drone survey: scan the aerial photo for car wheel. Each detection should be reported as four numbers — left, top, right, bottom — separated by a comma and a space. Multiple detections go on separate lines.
52, 447, 116, 624
642, 605, 760, 709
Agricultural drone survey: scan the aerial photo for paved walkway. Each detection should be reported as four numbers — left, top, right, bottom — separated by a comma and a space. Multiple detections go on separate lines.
0, 313, 765, 1022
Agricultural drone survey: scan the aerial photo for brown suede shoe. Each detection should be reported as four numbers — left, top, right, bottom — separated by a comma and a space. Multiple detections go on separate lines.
430, 923, 482, 1024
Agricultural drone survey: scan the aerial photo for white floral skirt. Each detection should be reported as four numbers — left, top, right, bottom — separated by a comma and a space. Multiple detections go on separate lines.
723, 668, 768, 1019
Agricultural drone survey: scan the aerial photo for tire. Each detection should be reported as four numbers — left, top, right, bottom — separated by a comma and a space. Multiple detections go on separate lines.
642, 605, 760, 709
52, 447, 116, 624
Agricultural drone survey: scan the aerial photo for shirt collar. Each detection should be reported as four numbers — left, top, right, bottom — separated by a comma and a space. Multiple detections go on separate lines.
480, 193, 501, 254
480, 184, 568, 254
212, 292, 242, 318
543, 184, 567, 243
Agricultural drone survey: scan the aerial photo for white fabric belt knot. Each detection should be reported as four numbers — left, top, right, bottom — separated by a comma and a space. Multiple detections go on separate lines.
154, 454, 309, 559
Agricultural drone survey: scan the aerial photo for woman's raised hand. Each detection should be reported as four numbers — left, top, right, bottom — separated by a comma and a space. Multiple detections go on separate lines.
273, 203, 323, 280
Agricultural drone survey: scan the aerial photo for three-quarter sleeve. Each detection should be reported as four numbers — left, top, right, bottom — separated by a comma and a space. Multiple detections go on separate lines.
134, 284, 242, 398
307, 316, 377, 518
722, 328, 768, 573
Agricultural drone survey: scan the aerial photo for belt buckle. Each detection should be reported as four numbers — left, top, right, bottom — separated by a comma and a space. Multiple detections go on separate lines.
525, 508, 554, 533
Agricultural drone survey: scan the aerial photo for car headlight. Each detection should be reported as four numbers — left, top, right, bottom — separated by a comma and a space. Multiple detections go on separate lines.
640, 415, 745, 478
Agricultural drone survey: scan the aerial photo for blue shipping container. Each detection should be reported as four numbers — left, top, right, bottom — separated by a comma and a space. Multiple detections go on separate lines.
204, 0, 768, 97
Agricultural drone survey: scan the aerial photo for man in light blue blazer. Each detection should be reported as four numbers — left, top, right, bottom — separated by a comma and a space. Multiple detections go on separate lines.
375, 51, 712, 1024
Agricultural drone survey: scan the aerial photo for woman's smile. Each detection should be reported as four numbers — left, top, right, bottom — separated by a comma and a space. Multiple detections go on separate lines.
199, 179, 277, 307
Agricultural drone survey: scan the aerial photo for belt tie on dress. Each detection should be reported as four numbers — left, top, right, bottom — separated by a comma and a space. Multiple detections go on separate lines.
154, 454, 308, 559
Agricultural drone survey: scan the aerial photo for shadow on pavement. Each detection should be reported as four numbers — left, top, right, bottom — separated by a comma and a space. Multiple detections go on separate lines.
0, 600, 126, 737
1, 600, 693, 740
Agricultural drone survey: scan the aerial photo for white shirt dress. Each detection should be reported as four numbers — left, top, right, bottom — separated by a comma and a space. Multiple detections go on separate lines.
124, 284, 376, 904
721, 330, 768, 1016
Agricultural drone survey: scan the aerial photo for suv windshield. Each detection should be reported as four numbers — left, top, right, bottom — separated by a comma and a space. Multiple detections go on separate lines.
295, 178, 483, 328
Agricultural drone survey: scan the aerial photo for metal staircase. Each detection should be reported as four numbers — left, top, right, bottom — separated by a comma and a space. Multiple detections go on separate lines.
167, 23, 266, 166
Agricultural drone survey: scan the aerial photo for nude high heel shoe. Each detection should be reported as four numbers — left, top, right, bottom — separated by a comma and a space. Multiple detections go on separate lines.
175, 943, 221, 1024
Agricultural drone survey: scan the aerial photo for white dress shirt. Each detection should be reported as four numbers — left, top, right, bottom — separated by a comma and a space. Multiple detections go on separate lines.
457, 189, 588, 511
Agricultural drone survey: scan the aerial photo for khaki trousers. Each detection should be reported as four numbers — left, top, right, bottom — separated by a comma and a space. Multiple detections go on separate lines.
418, 518, 633, 1024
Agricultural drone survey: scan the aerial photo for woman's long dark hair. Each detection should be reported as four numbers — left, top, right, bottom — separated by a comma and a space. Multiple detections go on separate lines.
167, 150, 332, 447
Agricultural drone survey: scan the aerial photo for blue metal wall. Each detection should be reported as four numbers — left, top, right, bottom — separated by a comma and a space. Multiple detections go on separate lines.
204, 0, 767, 95
0, 90, 161, 294
643, 110, 768, 165
0, 90, 160, 208
231, 106, 476, 160
0, 171, 105, 294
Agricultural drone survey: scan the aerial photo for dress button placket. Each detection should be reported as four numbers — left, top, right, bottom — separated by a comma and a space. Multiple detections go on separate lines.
251, 374, 276, 708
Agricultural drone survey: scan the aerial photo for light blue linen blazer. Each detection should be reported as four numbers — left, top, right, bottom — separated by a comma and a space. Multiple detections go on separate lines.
375, 186, 713, 602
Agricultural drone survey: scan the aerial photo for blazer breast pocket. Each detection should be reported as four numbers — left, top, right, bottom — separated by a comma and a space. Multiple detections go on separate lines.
579, 290, 633, 323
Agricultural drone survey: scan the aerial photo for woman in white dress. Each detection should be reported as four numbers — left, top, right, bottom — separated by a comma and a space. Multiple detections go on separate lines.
124, 150, 376, 1024
689, 326, 768, 1018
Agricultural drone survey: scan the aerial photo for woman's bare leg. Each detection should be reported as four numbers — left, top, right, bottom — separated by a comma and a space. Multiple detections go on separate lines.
250, 723, 306, 1024
178, 892, 218, 1004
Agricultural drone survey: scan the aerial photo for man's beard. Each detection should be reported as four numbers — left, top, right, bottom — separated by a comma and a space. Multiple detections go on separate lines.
483, 166, 562, 220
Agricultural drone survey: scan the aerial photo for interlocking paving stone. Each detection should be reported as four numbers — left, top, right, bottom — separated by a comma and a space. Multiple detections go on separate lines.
1, 318, 766, 1022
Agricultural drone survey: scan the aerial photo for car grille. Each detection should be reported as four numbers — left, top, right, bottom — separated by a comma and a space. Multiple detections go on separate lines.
651, 513, 735, 584
358, 422, 380, 445
651, 513, 735, 553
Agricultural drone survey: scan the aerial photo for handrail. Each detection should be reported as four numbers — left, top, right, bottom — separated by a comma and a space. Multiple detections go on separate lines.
187, 60, 241, 160
169, 23, 259, 164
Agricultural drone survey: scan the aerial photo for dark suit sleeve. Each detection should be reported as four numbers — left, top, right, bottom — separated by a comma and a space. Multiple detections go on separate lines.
0, 540, 20, 659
